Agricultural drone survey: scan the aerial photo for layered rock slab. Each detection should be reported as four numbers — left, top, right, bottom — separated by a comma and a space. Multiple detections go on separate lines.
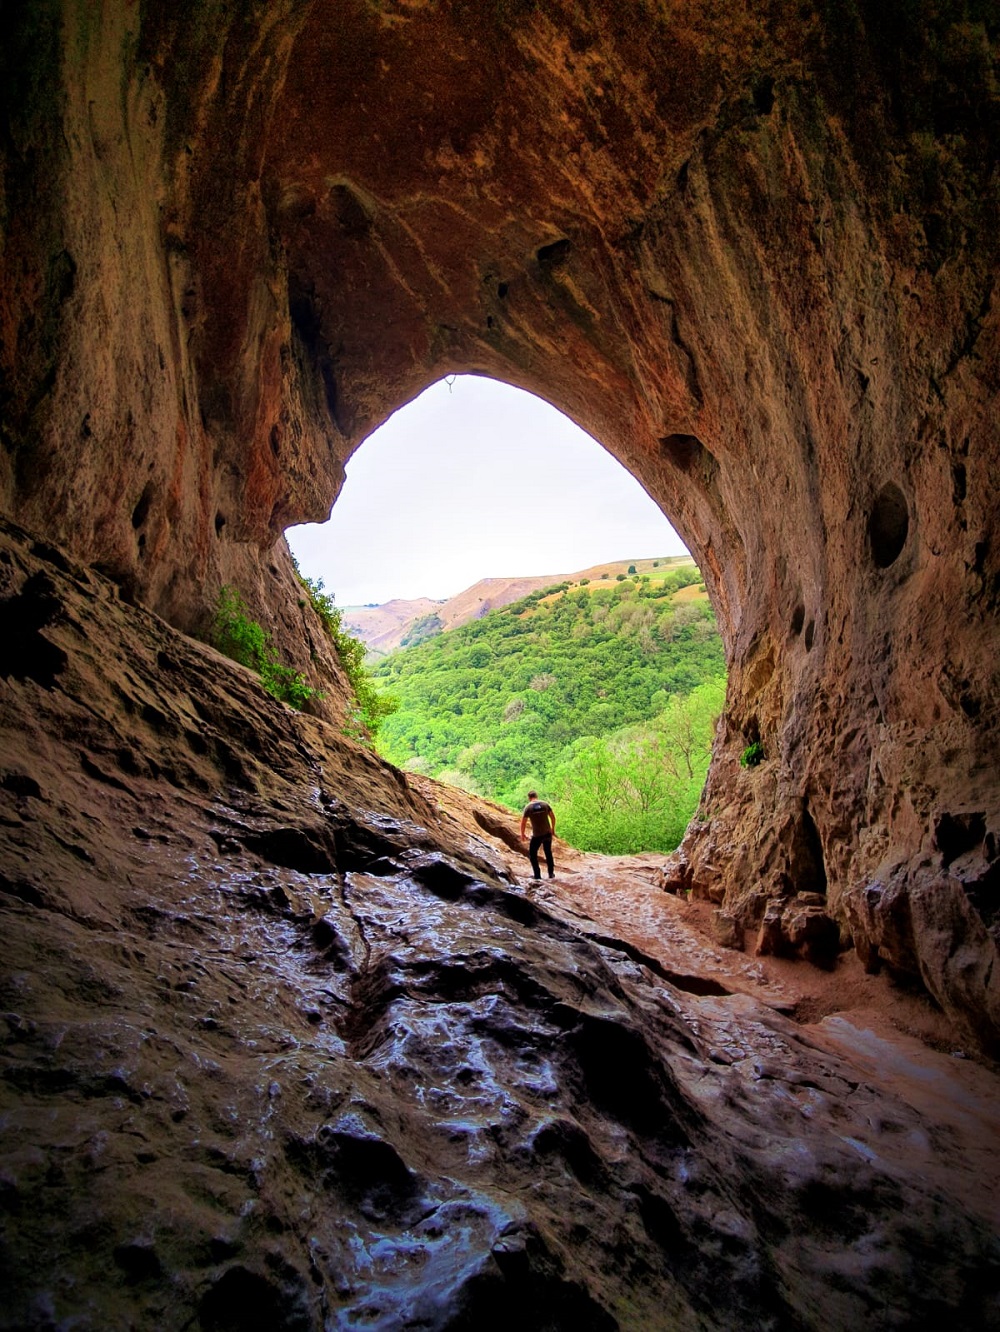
1, 522, 998, 1330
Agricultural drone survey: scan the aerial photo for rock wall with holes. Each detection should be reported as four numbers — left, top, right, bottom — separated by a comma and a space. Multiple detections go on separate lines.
1, 2, 998, 1044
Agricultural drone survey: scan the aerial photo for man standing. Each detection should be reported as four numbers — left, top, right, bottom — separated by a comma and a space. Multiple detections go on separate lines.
520, 790, 556, 880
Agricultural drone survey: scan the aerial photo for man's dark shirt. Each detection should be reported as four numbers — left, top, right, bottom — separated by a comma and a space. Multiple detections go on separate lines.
523, 800, 553, 835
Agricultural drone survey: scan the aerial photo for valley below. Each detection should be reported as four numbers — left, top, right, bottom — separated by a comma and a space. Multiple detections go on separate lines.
364, 557, 723, 854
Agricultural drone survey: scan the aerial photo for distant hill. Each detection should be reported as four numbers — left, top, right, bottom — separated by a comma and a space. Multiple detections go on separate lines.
343, 554, 696, 656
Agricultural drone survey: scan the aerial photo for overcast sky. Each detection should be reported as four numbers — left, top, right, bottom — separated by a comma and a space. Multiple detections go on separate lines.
286, 375, 686, 606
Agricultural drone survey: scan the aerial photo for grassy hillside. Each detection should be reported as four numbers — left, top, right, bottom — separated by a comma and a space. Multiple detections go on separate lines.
344, 554, 699, 658
372, 565, 726, 854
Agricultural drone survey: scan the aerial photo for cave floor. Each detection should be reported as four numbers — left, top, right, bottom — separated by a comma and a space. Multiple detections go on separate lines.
413, 775, 1000, 1199
529, 854, 1000, 1182
417, 772, 995, 1047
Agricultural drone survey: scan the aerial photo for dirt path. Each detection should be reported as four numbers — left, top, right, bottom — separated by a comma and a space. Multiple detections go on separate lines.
525, 849, 1000, 1206
521, 846, 989, 1053
412, 773, 963, 1044
410, 776, 1000, 1186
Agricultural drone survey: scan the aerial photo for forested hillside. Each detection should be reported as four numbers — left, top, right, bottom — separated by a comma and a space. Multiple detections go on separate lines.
343, 554, 708, 658
372, 564, 727, 853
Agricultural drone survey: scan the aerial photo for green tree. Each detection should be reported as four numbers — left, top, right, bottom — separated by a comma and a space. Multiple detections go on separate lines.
549, 676, 725, 853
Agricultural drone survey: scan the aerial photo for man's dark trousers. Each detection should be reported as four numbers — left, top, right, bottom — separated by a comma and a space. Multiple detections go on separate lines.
529, 833, 554, 879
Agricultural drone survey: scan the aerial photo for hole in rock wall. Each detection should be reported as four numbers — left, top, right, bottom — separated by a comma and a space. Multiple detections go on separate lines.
935, 811, 986, 866
536, 237, 572, 268
131, 482, 155, 531
752, 75, 776, 115
868, 482, 910, 568
790, 802, 827, 898
288, 376, 726, 858
660, 433, 719, 486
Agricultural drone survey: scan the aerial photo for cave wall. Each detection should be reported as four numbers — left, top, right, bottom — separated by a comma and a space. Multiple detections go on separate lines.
1, 0, 998, 1043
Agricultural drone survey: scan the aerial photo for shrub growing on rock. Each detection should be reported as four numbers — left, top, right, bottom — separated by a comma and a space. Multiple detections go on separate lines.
295, 570, 398, 739
740, 740, 765, 768
213, 587, 315, 710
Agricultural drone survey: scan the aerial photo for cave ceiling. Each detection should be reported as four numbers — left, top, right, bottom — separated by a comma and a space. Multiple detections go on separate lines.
1, 2, 1000, 1325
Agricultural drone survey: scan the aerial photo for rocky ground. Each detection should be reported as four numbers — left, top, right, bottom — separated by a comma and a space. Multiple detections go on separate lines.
1, 518, 999, 1331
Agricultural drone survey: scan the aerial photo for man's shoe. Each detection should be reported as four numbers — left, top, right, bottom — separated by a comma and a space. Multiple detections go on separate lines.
548, 873, 555, 879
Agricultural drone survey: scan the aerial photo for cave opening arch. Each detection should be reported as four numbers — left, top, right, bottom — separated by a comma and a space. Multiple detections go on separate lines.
288, 374, 726, 856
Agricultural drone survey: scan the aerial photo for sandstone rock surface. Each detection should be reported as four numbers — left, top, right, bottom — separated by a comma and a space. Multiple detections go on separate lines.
2, 4, 1000, 1323
1, 519, 999, 1330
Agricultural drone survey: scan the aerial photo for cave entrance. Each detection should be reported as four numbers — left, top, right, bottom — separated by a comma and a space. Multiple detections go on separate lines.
288, 376, 726, 856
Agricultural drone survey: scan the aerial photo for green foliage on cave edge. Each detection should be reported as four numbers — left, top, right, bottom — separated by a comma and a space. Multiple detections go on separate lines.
294, 567, 399, 742
212, 586, 317, 711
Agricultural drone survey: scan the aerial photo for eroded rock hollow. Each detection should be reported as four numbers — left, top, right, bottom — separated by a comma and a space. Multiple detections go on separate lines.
1, 1, 999, 1326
